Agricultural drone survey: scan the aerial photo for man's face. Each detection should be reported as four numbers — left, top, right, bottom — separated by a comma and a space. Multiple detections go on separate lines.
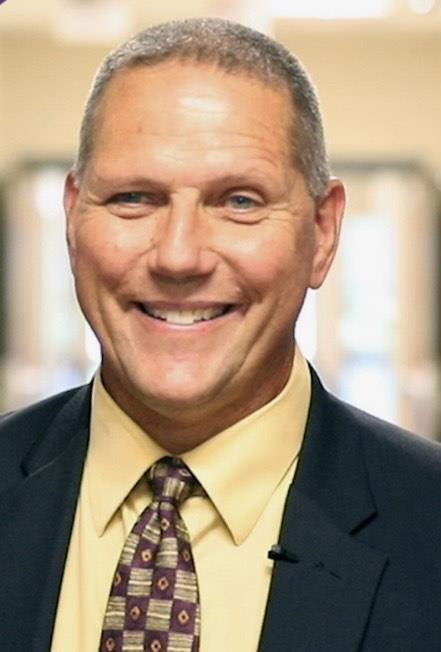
65, 62, 343, 442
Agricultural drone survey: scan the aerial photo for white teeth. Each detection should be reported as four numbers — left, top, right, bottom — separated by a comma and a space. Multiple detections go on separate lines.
142, 305, 226, 325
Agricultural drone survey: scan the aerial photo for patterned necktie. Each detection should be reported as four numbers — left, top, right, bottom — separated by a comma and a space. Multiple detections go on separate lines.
100, 456, 202, 652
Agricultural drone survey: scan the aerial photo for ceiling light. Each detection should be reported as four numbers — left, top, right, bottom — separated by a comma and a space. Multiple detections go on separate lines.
407, 0, 436, 14
52, 0, 132, 44
270, 0, 394, 19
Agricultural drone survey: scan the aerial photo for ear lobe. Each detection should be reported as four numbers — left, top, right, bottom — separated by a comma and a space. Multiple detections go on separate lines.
309, 178, 345, 289
64, 171, 80, 273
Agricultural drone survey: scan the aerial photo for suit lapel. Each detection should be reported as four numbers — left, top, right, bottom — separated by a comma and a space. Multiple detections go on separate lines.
259, 370, 388, 651
0, 386, 91, 652
259, 489, 386, 651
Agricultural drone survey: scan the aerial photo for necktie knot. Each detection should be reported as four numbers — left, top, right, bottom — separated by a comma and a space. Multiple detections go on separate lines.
147, 456, 199, 507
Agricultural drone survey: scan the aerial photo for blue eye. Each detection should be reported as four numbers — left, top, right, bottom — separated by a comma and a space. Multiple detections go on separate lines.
107, 191, 165, 219
113, 192, 144, 204
228, 195, 257, 210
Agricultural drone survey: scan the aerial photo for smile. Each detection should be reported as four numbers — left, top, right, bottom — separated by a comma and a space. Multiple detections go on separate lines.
138, 303, 232, 325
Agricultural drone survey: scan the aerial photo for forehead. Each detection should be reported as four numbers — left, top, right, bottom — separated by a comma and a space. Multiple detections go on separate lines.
99, 59, 293, 116
91, 62, 294, 170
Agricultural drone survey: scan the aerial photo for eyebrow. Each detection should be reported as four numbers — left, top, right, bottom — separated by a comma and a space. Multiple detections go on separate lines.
91, 169, 277, 191
90, 174, 167, 191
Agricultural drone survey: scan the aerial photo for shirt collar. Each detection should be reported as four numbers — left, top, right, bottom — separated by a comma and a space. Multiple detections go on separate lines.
182, 348, 310, 543
88, 347, 311, 543
87, 378, 166, 536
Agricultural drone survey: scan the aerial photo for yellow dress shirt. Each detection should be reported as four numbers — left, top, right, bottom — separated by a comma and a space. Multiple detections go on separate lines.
51, 348, 311, 651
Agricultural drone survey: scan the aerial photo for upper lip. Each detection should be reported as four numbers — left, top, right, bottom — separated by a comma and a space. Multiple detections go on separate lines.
136, 301, 236, 310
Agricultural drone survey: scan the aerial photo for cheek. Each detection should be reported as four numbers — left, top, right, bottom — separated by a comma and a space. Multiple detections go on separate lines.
74, 220, 146, 288
219, 222, 314, 292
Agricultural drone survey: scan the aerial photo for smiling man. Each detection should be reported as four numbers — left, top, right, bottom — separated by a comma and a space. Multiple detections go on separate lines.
2, 17, 441, 652
64, 58, 340, 453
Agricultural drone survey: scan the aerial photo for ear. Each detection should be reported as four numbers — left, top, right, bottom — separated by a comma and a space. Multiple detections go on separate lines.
64, 170, 80, 273
309, 178, 345, 289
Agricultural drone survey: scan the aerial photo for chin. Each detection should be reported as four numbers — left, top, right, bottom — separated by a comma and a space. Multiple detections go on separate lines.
104, 356, 238, 421
138, 382, 220, 414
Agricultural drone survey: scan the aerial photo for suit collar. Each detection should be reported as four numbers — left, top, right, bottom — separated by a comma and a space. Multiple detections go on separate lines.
259, 368, 387, 651
21, 384, 91, 476
293, 367, 377, 534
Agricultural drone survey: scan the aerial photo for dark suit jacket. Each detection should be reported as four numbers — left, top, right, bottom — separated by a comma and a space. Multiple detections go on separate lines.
2, 369, 441, 651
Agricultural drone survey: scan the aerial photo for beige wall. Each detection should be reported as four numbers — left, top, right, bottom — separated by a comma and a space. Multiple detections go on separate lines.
0, 39, 7, 169
276, 27, 441, 176
1, 28, 441, 179
0, 35, 107, 173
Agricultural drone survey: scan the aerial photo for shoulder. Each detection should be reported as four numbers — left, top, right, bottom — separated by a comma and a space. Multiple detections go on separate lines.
0, 384, 91, 465
0, 384, 89, 429
300, 370, 441, 578
317, 378, 441, 515
330, 390, 441, 473
310, 366, 441, 469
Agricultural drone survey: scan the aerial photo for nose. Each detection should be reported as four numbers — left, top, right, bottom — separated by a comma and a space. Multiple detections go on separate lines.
148, 193, 216, 280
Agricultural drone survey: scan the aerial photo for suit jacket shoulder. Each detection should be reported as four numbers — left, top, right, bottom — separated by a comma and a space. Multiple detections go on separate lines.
0, 385, 91, 491
297, 370, 441, 532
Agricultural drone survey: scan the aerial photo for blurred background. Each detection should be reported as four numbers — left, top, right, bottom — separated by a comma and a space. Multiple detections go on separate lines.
0, 0, 440, 437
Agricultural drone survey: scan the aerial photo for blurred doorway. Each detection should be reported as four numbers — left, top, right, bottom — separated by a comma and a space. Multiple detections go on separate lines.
298, 161, 440, 438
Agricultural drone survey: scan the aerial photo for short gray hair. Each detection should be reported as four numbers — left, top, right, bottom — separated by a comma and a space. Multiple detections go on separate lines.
75, 17, 330, 201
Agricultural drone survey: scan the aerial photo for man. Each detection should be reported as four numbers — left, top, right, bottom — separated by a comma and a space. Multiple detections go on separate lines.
1, 17, 441, 652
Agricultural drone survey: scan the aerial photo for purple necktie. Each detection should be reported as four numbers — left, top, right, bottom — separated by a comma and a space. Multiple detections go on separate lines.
100, 456, 203, 652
